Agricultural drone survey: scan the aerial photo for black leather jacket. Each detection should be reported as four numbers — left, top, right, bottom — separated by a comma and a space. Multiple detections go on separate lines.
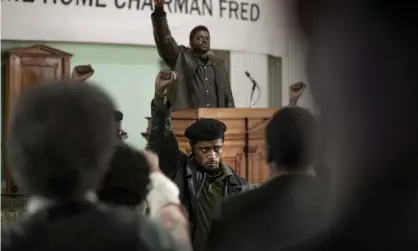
149, 98, 248, 229
151, 7, 235, 111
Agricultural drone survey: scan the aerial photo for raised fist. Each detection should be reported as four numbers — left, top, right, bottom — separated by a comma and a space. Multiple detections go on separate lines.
153, 0, 164, 7
289, 81, 307, 100
71, 64, 94, 82
155, 71, 177, 96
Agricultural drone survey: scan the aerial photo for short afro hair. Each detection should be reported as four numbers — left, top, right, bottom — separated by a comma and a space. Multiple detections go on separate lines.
266, 107, 316, 169
6, 81, 117, 199
97, 144, 151, 207
189, 25, 209, 42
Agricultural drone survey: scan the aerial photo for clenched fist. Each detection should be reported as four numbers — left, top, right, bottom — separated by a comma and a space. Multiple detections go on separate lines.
155, 71, 177, 97
153, 0, 164, 7
289, 81, 306, 100
71, 64, 94, 82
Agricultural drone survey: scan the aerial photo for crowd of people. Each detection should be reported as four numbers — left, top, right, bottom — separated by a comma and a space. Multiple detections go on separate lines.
2, 0, 418, 250
1, 64, 317, 251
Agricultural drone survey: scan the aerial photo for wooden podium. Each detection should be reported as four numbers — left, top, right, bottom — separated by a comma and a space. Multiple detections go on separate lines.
171, 108, 278, 184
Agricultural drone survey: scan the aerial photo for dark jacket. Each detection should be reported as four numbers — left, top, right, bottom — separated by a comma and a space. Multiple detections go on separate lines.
207, 174, 328, 251
149, 99, 247, 232
151, 8, 235, 111
279, 172, 418, 251
1, 201, 184, 251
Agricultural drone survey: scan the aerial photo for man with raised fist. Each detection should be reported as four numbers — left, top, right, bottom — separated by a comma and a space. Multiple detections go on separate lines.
150, 70, 247, 251
151, 0, 235, 111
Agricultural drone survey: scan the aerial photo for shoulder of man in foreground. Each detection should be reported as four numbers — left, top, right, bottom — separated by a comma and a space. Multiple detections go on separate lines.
207, 184, 264, 251
153, 204, 191, 248
140, 216, 191, 251
224, 164, 248, 189
222, 182, 266, 216
2, 202, 187, 251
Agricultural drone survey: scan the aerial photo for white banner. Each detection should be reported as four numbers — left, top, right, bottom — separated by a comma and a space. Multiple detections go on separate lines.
1, 0, 286, 57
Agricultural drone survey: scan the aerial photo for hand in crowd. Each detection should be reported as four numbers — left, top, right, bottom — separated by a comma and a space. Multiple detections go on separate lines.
142, 149, 191, 247
155, 71, 177, 97
140, 149, 181, 215
289, 81, 306, 105
289, 81, 306, 99
140, 149, 160, 173
153, 0, 164, 7
71, 64, 94, 82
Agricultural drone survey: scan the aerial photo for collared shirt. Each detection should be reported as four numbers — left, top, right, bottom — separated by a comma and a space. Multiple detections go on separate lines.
193, 57, 218, 108
193, 165, 233, 251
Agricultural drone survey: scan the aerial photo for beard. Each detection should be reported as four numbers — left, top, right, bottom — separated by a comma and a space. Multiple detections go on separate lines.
203, 158, 223, 170
192, 45, 210, 55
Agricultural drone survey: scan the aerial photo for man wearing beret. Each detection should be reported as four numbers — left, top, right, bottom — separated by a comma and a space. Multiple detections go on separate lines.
149, 71, 248, 251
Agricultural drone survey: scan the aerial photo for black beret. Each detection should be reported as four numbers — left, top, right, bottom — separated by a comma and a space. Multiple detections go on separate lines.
115, 110, 123, 122
185, 118, 227, 142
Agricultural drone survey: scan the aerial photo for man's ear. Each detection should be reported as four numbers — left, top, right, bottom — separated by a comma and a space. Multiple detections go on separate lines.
188, 141, 194, 155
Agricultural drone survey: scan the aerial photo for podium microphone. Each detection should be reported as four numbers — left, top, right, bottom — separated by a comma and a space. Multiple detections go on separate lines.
245, 71, 258, 91
244, 71, 260, 108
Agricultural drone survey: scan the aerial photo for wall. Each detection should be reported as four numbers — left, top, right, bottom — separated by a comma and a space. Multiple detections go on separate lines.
2, 0, 289, 58
219, 0, 313, 109
280, 14, 316, 110
268, 55, 283, 108
2, 0, 313, 109
230, 52, 268, 108
1, 41, 160, 152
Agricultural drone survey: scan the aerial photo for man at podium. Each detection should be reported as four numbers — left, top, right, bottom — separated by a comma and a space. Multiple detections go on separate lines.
151, 0, 235, 111
150, 71, 247, 251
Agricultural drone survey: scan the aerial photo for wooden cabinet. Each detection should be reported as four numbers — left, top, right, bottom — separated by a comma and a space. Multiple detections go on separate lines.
171, 108, 278, 184
1, 44, 73, 193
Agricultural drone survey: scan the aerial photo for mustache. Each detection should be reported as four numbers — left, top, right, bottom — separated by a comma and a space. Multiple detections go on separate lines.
206, 160, 221, 165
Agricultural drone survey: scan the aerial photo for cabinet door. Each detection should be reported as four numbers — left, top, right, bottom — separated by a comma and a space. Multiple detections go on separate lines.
2, 45, 72, 193
3, 56, 64, 193
6, 56, 64, 125
19, 56, 64, 88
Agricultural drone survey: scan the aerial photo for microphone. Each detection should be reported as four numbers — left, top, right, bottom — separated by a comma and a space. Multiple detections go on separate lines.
245, 71, 258, 91
244, 71, 260, 108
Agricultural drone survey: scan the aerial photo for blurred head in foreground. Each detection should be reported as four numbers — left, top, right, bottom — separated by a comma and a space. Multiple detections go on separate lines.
6, 81, 117, 200
97, 143, 151, 208
294, 0, 418, 235
266, 107, 316, 175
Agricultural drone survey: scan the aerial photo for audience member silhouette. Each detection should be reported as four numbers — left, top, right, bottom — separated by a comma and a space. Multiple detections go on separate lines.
279, 1, 418, 250
208, 107, 328, 251
1, 81, 183, 251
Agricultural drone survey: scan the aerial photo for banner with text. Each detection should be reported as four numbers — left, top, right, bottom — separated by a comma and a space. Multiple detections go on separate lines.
1, 0, 285, 56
